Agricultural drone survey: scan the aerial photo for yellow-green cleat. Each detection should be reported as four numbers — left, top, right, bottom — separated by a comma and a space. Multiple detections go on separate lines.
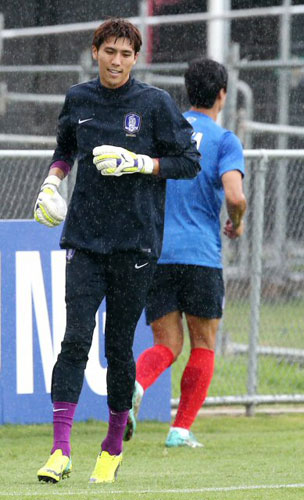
37, 449, 72, 483
89, 451, 122, 483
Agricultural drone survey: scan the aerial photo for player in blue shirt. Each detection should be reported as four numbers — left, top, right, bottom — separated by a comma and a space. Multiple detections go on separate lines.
124, 58, 247, 447
35, 18, 200, 484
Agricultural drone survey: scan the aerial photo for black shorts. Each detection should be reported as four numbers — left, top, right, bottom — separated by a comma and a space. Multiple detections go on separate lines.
145, 264, 225, 324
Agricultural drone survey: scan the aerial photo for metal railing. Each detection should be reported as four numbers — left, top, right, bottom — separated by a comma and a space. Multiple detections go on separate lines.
2, 5, 304, 40
0, 1, 303, 148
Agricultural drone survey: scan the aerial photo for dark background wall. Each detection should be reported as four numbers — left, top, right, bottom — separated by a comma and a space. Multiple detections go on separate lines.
0, 0, 140, 138
0, 0, 304, 146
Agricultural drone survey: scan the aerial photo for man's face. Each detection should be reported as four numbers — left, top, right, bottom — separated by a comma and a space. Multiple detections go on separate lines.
92, 36, 138, 89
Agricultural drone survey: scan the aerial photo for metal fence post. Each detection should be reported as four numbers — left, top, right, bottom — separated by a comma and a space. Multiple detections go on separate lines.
0, 13, 3, 62
138, 0, 148, 66
273, 0, 291, 269
246, 154, 267, 416
236, 83, 254, 275
79, 49, 93, 83
224, 42, 240, 133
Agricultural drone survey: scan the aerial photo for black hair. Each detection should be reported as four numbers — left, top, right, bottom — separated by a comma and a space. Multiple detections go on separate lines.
92, 18, 142, 54
184, 58, 228, 108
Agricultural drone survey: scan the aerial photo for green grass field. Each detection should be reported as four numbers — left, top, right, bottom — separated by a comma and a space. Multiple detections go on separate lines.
1, 299, 303, 499
223, 299, 304, 348
0, 415, 303, 499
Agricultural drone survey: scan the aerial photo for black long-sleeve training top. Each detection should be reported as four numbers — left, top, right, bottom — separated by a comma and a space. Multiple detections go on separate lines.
52, 76, 201, 258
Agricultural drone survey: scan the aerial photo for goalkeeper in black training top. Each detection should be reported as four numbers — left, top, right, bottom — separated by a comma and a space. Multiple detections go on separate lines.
34, 17, 200, 485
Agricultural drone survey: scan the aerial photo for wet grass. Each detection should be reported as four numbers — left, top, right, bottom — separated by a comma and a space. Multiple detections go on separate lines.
0, 415, 303, 499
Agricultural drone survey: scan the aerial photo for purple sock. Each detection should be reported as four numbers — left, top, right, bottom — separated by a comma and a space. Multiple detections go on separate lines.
51, 401, 77, 457
101, 407, 129, 456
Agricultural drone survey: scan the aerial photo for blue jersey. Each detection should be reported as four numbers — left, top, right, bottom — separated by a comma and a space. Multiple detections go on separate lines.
158, 110, 245, 268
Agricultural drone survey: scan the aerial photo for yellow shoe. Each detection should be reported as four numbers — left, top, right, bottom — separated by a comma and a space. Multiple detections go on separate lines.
89, 451, 122, 483
37, 449, 72, 483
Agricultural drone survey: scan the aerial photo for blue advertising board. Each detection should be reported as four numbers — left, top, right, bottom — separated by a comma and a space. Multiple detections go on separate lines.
0, 221, 171, 424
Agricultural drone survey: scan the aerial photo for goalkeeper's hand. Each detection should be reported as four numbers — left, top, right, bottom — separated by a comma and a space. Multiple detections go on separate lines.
34, 175, 67, 227
93, 145, 154, 176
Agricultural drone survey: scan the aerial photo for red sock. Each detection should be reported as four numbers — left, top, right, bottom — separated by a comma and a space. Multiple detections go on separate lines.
136, 344, 174, 391
173, 348, 215, 430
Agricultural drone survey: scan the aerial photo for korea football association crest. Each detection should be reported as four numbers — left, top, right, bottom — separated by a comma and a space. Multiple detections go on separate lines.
124, 112, 141, 136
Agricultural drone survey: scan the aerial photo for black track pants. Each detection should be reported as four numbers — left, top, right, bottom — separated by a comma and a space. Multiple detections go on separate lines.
51, 249, 156, 411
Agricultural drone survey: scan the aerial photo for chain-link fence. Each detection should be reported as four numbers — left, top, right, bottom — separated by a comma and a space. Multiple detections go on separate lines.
0, 152, 50, 219
1, 149, 304, 414
0, 151, 76, 219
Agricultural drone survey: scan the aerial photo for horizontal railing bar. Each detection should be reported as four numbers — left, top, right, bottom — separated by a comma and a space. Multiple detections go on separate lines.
0, 150, 54, 157
1, 149, 304, 159
171, 394, 304, 408
228, 343, 304, 360
244, 149, 304, 159
1, 59, 304, 75
0, 64, 82, 73
243, 121, 304, 137
2, 6, 304, 39
7, 92, 65, 104
0, 134, 57, 145
235, 58, 304, 70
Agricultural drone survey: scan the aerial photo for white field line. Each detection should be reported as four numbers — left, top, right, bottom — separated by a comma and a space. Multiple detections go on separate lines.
1, 483, 304, 496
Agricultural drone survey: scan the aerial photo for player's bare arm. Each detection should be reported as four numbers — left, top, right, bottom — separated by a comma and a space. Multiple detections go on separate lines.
49, 166, 67, 180
222, 170, 246, 239
151, 158, 160, 175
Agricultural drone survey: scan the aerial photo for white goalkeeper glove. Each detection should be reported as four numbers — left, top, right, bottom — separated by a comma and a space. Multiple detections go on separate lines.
34, 175, 67, 227
93, 145, 154, 176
